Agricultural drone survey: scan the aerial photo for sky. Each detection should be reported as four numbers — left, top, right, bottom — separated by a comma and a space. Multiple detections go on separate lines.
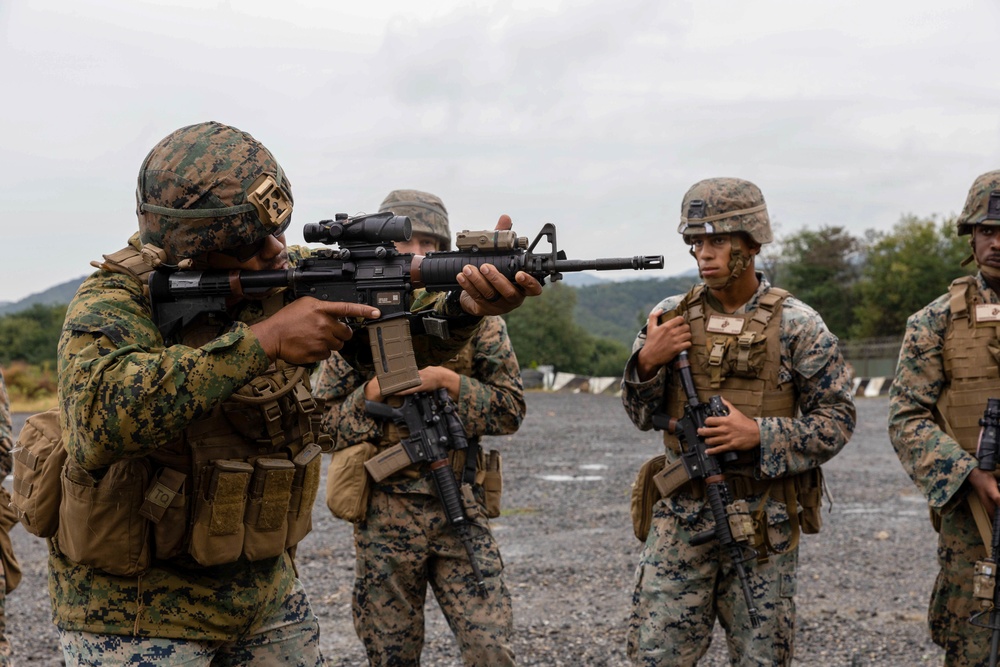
2, 0, 1000, 303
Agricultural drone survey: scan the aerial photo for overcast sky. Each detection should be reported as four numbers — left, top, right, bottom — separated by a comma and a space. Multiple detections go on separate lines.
2, 0, 999, 303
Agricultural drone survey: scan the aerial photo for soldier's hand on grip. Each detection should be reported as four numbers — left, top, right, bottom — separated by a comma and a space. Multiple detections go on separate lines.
699, 397, 761, 456
252, 297, 380, 364
456, 215, 543, 316
968, 467, 1000, 520
637, 310, 692, 381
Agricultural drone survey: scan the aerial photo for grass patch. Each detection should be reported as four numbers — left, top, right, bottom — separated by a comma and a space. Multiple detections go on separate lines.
10, 395, 57, 414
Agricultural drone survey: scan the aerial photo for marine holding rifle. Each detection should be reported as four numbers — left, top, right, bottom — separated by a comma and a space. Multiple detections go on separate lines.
621, 177, 855, 666
888, 170, 1000, 667
51, 124, 540, 666
313, 190, 524, 666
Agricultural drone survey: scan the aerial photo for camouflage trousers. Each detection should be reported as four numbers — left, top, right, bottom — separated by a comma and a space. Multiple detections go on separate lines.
929, 498, 996, 667
58, 580, 322, 666
353, 488, 514, 666
0, 560, 9, 667
628, 498, 797, 667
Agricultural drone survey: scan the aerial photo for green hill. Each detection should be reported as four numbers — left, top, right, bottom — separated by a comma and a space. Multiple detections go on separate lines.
0, 277, 86, 316
572, 276, 699, 348
0, 273, 701, 353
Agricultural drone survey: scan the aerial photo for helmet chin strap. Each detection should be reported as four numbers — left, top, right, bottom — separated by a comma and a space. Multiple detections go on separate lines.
969, 235, 1000, 278
721, 243, 753, 289
690, 235, 755, 289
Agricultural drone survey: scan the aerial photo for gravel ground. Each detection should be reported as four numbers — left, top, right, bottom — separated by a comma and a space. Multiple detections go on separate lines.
7, 394, 944, 666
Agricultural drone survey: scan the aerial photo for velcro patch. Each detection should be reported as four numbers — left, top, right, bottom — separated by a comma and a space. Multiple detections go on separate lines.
976, 304, 1000, 323
706, 315, 745, 334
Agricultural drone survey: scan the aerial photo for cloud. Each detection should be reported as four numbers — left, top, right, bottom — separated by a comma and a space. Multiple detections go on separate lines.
2, 0, 1000, 302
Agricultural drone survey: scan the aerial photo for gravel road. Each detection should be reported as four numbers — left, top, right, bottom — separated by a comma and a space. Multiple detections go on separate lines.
7, 394, 944, 666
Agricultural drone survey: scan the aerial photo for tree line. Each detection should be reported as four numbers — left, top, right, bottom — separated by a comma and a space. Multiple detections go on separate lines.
0, 214, 975, 396
761, 214, 971, 340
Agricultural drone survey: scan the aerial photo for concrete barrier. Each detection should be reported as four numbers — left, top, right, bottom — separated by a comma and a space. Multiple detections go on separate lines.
526, 371, 893, 398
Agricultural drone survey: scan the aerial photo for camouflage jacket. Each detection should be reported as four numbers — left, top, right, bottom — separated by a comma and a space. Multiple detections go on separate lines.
313, 313, 524, 495
622, 275, 855, 480
51, 239, 481, 639
887, 272, 994, 511
0, 369, 11, 478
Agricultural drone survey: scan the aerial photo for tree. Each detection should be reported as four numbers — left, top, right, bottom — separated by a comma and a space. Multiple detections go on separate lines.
0, 303, 66, 366
503, 283, 630, 375
851, 215, 970, 339
769, 226, 862, 339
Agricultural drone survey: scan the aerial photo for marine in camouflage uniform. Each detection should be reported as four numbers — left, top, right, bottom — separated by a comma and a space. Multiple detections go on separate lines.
888, 170, 1000, 666
621, 178, 855, 666
0, 369, 14, 666
53, 126, 538, 667
313, 190, 524, 666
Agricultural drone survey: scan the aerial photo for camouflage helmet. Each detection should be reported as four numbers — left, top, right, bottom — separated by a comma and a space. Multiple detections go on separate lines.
378, 189, 451, 251
136, 121, 293, 263
677, 177, 773, 246
956, 170, 1000, 236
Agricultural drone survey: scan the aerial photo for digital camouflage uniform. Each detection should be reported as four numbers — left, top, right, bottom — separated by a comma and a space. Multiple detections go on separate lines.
0, 369, 13, 666
55, 253, 319, 660
888, 170, 1000, 666
621, 178, 855, 666
889, 272, 999, 666
0, 370, 13, 479
314, 310, 523, 666
52, 124, 481, 667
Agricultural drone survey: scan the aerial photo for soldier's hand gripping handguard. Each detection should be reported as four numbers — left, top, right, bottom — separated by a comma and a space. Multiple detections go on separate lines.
971, 398, 1000, 667
148, 213, 663, 395
652, 350, 761, 628
364, 388, 488, 597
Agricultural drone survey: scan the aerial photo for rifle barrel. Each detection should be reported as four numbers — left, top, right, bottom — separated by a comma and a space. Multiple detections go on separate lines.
552, 256, 664, 272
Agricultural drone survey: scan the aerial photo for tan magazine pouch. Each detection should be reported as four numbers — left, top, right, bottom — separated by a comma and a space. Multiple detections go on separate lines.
326, 442, 378, 523
57, 458, 152, 576
189, 460, 253, 567
630, 454, 666, 542
243, 458, 295, 561
482, 450, 503, 518
139, 467, 188, 561
0, 488, 21, 593
286, 443, 322, 549
10, 406, 67, 537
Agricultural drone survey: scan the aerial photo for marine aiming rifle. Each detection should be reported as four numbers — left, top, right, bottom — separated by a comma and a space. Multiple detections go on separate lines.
651, 350, 761, 628
149, 212, 664, 395
971, 397, 1000, 667
364, 388, 488, 596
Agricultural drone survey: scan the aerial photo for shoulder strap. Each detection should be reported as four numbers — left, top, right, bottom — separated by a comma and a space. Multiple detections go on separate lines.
748, 287, 789, 332
685, 284, 706, 324
948, 275, 977, 322
91, 245, 156, 287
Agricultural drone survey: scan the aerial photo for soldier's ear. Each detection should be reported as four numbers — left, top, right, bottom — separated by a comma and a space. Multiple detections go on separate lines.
736, 232, 761, 256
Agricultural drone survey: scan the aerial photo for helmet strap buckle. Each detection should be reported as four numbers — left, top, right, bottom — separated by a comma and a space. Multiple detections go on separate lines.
140, 244, 168, 269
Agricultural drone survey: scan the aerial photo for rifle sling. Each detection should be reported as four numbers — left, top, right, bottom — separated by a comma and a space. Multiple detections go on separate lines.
969, 492, 995, 552
462, 439, 480, 487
